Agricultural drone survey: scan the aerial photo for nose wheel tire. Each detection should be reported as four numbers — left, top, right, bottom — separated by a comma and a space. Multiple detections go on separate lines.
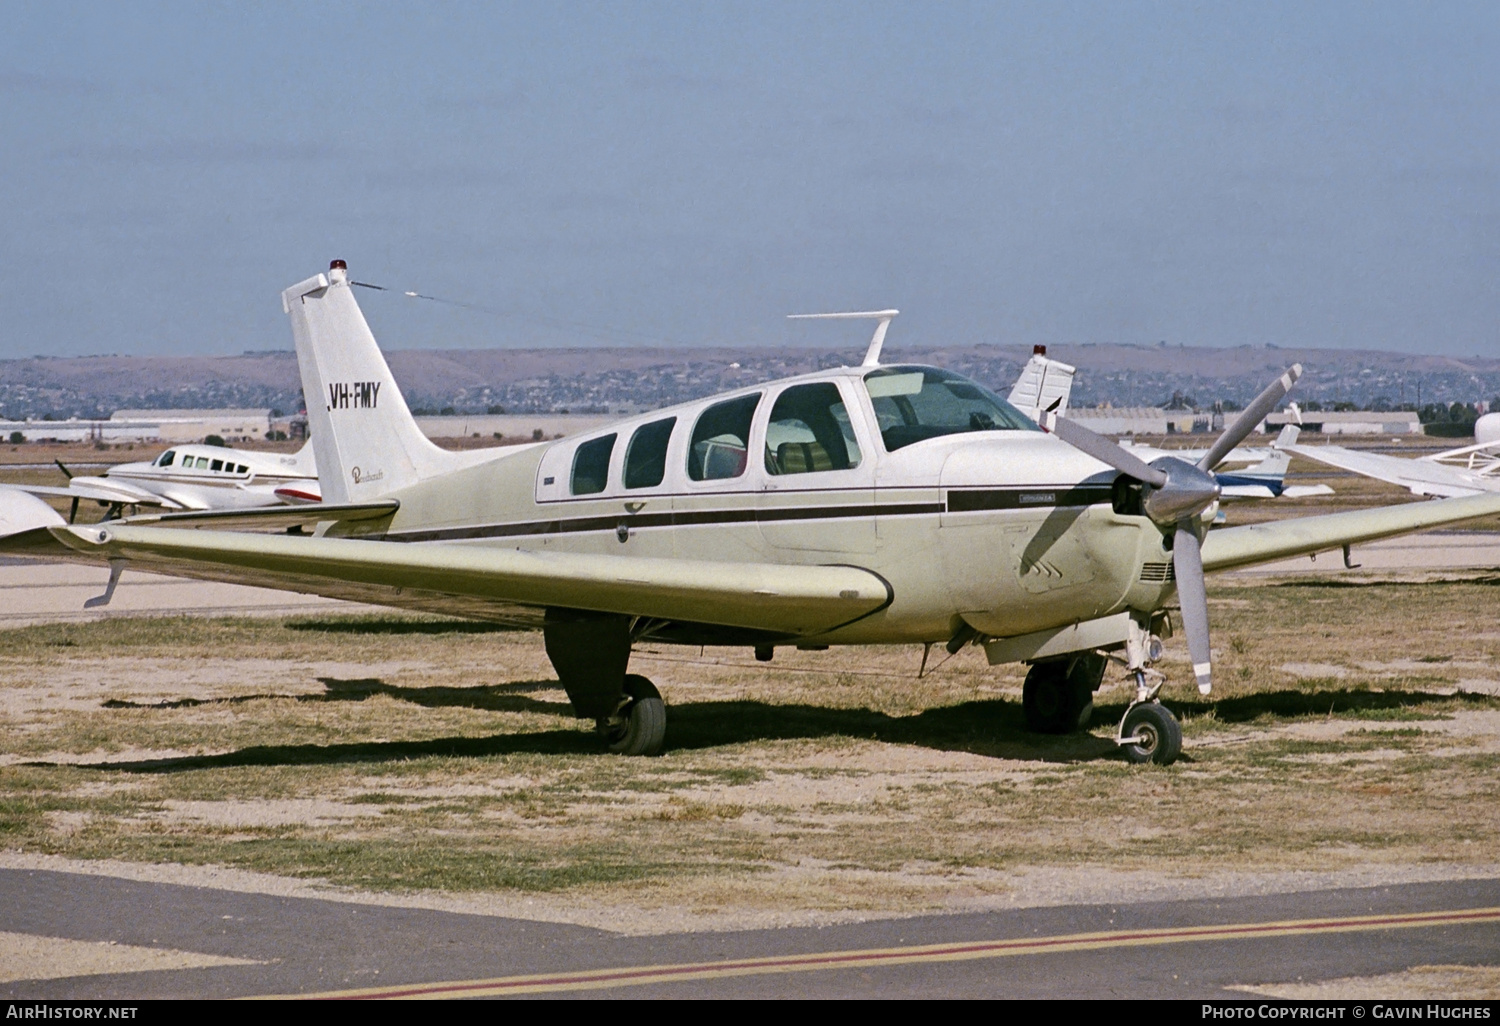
1120, 702, 1181, 765
599, 674, 666, 756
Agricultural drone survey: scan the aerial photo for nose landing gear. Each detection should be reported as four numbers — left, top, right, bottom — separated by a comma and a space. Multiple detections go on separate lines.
1114, 616, 1182, 765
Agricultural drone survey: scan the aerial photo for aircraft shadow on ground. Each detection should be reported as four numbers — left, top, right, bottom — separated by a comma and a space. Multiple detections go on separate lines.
1259, 575, 1500, 590
284, 619, 532, 635
71, 680, 1483, 775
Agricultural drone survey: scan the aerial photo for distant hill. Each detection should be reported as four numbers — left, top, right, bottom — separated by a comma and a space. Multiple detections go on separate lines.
2, 343, 1496, 420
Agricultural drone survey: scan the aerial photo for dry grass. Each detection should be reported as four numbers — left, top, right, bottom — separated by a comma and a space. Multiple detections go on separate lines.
1, 570, 1498, 919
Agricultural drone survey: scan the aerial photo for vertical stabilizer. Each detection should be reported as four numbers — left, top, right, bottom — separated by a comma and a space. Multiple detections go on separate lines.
1009, 347, 1077, 422
282, 262, 459, 504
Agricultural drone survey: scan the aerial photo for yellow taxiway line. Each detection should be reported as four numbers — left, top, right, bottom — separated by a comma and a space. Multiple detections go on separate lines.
264, 905, 1500, 999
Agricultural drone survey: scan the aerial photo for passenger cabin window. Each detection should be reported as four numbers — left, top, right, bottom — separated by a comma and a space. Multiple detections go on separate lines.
194, 457, 209, 469
236, 464, 248, 474
570, 434, 616, 496
864, 367, 1038, 452
157, 451, 176, 468
623, 417, 675, 489
764, 383, 862, 475
688, 394, 759, 482
210, 459, 223, 472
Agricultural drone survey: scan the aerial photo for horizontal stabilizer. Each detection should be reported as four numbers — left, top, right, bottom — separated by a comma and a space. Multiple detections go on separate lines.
118, 500, 399, 533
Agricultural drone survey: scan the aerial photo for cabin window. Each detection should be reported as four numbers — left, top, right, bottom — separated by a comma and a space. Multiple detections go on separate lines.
157, 451, 176, 468
864, 366, 1039, 452
624, 417, 675, 489
570, 434, 616, 496
688, 394, 759, 481
236, 464, 248, 474
764, 383, 862, 475
210, 459, 224, 472
194, 457, 210, 469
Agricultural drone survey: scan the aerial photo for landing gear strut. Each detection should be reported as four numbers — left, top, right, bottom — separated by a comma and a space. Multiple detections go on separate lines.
1022, 653, 1105, 734
1114, 616, 1181, 765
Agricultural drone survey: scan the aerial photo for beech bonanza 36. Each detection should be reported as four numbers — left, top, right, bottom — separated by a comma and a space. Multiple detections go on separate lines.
17, 440, 319, 519
4, 261, 1499, 766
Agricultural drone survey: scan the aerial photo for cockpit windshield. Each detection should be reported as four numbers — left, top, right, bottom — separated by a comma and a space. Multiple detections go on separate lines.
864, 366, 1039, 452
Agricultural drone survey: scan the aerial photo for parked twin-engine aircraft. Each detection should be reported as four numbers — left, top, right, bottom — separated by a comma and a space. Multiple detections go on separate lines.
18, 440, 319, 519
1289, 414, 1500, 499
4, 261, 1499, 766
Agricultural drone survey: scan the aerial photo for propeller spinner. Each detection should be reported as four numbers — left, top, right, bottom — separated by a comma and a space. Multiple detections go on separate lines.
1042, 364, 1303, 695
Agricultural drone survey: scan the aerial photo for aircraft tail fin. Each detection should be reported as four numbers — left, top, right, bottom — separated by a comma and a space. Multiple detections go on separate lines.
1008, 348, 1077, 422
282, 262, 460, 504
1271, 424, 1301, 449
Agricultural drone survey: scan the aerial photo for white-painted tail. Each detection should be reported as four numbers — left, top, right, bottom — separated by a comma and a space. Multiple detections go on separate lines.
281, 261, 465, 504
1008, 348, 1077, 423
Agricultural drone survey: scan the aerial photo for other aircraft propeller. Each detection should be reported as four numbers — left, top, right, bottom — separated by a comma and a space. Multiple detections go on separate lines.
1042, 365, 1303, 695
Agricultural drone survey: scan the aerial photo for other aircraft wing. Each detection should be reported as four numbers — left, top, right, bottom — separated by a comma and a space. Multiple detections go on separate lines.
2, 522, 892, 637
1286, 442, 1495, 498
11, 477, 183, 509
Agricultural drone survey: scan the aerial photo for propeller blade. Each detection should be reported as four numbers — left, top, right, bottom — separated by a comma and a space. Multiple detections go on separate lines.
54, 459, 73, 480
68, 496, 79, 524
1197, 364, 1303, 473
1172, 519, 1213, 695
1044, 412, 1168, 488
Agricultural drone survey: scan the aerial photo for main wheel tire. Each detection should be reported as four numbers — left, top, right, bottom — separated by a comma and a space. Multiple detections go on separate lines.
1120, 702, 1182, 766
1022, 661, 1094, 734
602, 674, 666, 756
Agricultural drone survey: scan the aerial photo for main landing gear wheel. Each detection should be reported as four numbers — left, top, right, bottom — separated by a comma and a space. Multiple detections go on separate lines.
599, 674, 666, 757
1022, 657, 1099, 734
1120, 702, 1181, 766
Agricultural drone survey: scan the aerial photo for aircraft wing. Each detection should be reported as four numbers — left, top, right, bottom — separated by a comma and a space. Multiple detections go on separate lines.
1201, 492, 1500, 572
1286, 443, 1494, 498
10, 477, 183, 509
4, 523, 892, 636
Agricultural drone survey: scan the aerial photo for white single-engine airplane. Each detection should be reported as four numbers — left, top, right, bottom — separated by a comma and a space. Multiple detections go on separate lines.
16, 440, 319, 520
4, 261, 1498, 766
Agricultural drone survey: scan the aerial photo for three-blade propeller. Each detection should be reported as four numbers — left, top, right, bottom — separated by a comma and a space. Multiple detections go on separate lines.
1042, 365, 1303, 695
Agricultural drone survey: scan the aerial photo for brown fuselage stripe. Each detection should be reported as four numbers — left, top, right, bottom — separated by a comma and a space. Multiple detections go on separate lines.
386, 487, 1114, 544
268, 905, 1500, 1000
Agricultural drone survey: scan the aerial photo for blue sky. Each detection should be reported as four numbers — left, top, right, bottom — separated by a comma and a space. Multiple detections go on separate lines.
1, 1, 1497, 357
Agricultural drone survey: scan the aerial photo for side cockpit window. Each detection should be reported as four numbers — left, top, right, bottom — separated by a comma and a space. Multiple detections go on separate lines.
688, 394, 759, 481
571, 434, 616, 496
624, 417, 675, 489
764, 383, 862, 475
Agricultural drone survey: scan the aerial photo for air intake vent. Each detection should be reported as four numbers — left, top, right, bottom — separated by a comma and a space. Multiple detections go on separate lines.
1140, 562, 1175, 582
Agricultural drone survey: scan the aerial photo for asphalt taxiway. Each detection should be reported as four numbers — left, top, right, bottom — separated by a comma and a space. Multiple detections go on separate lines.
1, 870, 1497, 998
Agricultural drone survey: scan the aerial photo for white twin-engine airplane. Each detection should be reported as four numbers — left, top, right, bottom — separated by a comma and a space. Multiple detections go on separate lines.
4, 260, 1499, 766
19, 441, 319, 520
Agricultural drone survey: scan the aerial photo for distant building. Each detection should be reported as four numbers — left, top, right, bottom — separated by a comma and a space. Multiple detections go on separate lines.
1264, 410, 1421, 435
0, 409, 272, 444
112, 409, 271, 443
414, 413, 613, 440
1068, 407, 1214, 435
